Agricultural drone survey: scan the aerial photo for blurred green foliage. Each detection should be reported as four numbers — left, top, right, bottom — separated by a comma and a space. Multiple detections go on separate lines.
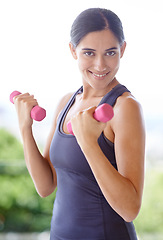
0, 128, 56, 232
0, 128, 163, 235
0, 128, 24, 161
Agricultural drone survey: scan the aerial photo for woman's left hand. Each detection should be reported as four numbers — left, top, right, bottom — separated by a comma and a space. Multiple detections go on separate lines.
70, 106, 107, 147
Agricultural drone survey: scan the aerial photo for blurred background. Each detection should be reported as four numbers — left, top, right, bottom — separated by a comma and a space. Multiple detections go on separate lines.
0, 0, 163, 239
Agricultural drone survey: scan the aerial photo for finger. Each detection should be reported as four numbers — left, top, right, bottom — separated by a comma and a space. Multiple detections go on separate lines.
83, 106, 97, 117
15, 94, 36, 104
13, 93, 31, 103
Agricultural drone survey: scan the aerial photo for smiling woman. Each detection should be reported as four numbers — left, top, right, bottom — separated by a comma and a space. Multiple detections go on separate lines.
12, 7, 145, 240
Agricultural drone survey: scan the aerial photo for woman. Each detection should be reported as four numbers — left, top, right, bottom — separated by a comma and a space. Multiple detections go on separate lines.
14, 8, 145, 240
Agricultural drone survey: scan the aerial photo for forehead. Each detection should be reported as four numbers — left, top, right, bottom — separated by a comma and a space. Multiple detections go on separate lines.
77, 29, 120, 49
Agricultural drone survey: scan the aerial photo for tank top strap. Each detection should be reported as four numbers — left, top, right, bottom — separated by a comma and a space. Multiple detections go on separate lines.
57, 86, 83, 125
99, 84, 130, 107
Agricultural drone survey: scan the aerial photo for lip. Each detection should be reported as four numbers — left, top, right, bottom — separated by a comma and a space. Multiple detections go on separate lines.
88, 70, 110, 80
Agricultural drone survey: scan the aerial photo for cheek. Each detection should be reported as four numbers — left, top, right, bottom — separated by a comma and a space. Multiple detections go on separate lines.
77, 58, 90, 72
108, 56, 120, 71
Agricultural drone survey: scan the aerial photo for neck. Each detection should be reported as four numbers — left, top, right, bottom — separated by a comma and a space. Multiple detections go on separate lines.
82, 78, 119, 100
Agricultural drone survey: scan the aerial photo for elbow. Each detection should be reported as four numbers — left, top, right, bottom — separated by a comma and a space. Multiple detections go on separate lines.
36, 185, 56, 198
123, 202, 141, 222
37, 189, 54, 198
123, 213, 138, 223
38, 191, 51, 198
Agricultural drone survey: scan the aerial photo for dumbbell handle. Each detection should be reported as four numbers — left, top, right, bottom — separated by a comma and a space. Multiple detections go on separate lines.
67, 103, 114, 135
10, 91, 46, 121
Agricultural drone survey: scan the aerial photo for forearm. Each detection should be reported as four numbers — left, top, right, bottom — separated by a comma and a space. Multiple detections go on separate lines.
81, 141, 141, 222
21, 128, 56, 197
12, 93, 57, 196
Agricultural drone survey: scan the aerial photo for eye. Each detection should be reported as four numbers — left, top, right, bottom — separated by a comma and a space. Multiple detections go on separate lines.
84, 51, 94, 56
106, 51, 116, 56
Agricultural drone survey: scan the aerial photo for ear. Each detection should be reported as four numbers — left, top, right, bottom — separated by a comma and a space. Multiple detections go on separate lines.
120, 41, 126, 58
69, 42, 78, 60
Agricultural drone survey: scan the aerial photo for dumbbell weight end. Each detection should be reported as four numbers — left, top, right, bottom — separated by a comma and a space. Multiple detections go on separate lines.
10, 91, 46, 121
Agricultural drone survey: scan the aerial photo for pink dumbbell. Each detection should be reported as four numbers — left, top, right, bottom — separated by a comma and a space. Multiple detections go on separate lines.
67, 103, 114, 135
10, 91, 46, 121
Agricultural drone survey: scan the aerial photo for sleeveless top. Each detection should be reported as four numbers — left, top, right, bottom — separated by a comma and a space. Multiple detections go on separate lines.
50, 84, 138, 240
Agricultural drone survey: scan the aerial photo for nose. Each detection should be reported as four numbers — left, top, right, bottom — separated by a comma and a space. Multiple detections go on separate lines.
93, 56, 107, 72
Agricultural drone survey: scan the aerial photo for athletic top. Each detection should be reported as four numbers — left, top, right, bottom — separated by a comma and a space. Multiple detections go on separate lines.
50, 84, 138, 240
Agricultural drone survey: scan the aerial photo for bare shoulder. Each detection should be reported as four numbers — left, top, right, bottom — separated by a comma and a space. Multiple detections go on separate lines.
114, 92, 144, 122
116, 92, 142, 109
111, 91, 145, 139
104, 91, 144, 143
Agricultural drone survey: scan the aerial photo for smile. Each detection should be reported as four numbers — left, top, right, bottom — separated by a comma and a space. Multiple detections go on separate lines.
88, 70, 110, 78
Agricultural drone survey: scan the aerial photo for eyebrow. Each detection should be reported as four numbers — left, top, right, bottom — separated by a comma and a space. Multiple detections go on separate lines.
105, 47, 118, 51
82, 48, 96, 51
82, 47, 118, 51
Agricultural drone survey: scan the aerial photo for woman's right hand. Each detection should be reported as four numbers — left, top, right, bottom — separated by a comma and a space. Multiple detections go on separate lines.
13, 93, 38, 132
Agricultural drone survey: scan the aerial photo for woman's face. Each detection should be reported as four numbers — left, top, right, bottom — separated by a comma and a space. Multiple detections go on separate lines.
70, 29, 126, 91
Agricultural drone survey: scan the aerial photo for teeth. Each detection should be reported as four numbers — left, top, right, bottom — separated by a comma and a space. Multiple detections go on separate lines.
93, 73, 107, 77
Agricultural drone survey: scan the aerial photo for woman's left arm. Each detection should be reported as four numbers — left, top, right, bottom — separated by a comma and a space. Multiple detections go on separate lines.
71, 97, 145, 222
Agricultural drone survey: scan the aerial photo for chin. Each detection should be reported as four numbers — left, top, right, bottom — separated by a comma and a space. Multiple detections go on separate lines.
87, 77, 116, 90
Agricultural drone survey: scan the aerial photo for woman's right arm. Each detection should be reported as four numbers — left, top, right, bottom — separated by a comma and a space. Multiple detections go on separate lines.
14, 92, 72, 197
